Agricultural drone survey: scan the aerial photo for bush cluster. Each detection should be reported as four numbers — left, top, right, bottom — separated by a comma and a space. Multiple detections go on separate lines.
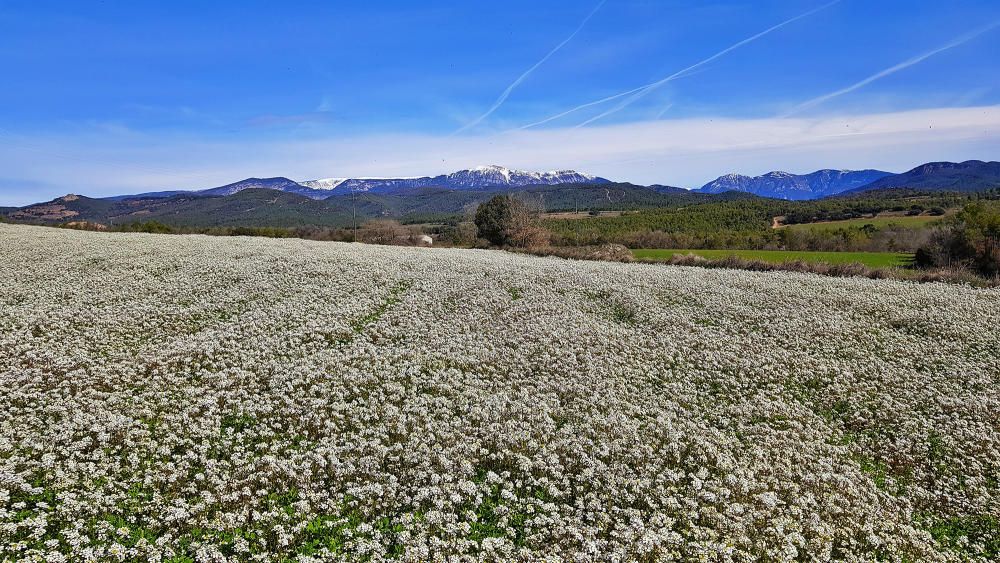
915, 202, 1000, 278
474, 195, 549, 248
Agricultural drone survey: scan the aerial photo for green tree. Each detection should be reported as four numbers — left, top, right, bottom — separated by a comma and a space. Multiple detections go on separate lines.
474, 195, 547, 247
915, 202, 1000, 276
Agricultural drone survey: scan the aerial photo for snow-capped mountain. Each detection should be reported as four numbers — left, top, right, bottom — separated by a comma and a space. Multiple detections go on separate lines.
111, 177, 332, 200
106, 167, 609, 202
697, 169, 892, 200
298, 178, 348, 191
200, 177, 308, 197
299, 165, 610, 195
441, 165, 603, 189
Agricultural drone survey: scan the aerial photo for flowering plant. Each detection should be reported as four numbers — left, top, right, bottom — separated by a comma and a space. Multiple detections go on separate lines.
1, 224, 997, 561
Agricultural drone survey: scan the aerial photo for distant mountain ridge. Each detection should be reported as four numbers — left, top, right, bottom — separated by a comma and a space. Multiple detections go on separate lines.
8, 160, 1000, 227
842, 160, 1000, 194
112, 165, 611, 201
300, 165, 610, 195
698, 169, 892, 200
104, 178, 331, 201
199, 177, 325, 198
7, 182, 704, 229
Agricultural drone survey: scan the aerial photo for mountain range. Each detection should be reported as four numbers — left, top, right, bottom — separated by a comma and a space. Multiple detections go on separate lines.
6, 182, 708, 228
697, 169, 893, 200
4, 161, 998, 229
90, 160, 1000, 206
839, 160, 1000, 194
301, 165, 608, 195
114, 165, 610, 201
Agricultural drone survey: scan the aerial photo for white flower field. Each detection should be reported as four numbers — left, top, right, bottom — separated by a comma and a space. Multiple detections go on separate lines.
1, 223, 999, 562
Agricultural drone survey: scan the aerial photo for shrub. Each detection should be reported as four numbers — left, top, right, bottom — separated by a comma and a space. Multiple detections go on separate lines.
356, 219, 411, 245
431, 222, 478, 247
118, 220, 176, 234
914, 202, 1000, 277
521, 244, 633, 262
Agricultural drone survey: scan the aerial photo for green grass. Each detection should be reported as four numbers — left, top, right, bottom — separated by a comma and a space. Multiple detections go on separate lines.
633, 249, 913, 268
783, 214, 945, 233
919, 514, 1000, 559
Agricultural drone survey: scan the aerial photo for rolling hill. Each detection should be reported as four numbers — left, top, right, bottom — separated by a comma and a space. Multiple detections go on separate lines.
845, 160, 1000, 194
327, 183, 710, 223
109, 177, 334, 201
10, 190, 351, 228
9, 182, 708, 229
8, 194, 120, 223
120, 189, 354, 228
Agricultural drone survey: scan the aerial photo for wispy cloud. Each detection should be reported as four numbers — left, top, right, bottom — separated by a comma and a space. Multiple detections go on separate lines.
522, 0, 842, 129
656, 103, 675, 120
2, 105, 997, 206
784, 21, 1000, 116
453, 0, 606, 134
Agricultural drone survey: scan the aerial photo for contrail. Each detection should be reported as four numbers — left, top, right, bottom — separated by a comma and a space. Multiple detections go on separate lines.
577, 0, 842, 127
519, 87, 640, 130
522, 0, 841, 129
518, 64, 708, 129
454, 0, 607, 134
783, 21, 1000, 116
518, 63, 705, 129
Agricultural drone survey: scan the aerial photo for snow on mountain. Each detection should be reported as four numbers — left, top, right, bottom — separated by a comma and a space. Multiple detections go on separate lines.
200, 177, 305, 197
103, 167, 611, 202
299, 178, 348, 190
299, 165, 609, 195
697, 169, 892, 200
199, 177, 333, 199
438, 165, 603, 190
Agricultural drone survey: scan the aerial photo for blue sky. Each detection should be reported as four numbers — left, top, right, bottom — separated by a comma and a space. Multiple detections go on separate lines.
1, 0, 998, 205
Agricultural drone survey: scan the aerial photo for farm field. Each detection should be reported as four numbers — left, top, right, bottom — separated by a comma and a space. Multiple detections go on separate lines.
632, 248, 914, 268
781, 214, 947, 232
2, 224, 999, 561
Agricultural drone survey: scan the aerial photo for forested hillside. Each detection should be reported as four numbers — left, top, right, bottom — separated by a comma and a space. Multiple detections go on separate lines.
545, 190, 999, 251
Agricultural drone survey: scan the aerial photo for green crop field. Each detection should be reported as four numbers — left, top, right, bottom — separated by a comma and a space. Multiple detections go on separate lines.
782, 214, 946, 233
633, 248, 914, 268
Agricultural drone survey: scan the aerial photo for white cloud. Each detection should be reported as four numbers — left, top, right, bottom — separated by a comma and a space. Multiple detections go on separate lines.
0, 105, 997, 205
